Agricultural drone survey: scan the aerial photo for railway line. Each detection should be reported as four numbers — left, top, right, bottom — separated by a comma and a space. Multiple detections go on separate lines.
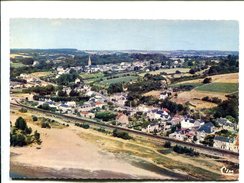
10, 102, 239, 161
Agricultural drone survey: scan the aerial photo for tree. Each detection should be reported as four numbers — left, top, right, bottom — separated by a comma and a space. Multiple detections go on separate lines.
189, 69, 196, 74
69, 89, 79, 97
164, 141, 171, 148
34, 130, 41, 144
107, 83, 123, 94
112, 129, 132, 140
214, 97, 238, 120
58, 90, 67, 97
175, 70, 181, 74
15, 117, 27, 130
19, 108, 27, 113
187, 61, 193, 67
32, 115, 38, 121
193, 136, 198, 142
95, 111, 116, 121
41, 122, 51, 128
203, 77, 212, 84
24, 127, 32, 134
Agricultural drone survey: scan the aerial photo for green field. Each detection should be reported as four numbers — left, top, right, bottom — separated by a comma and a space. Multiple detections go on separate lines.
170, 83, 203, 88
80, 72, 104, 80
100, 75, 138, 85
195, 83, 239, 93
10, 62, 25, 68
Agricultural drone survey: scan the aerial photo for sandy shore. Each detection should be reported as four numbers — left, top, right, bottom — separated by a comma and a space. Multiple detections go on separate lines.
10, 113, 176, 180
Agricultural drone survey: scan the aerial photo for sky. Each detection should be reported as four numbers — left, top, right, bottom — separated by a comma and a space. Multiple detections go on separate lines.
10, 19, 239, 51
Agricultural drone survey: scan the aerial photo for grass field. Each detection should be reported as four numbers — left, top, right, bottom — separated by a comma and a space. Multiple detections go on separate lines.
100, 75, 138, 85
10, 62, 25, 68
195, 83, 238, 93
171, 83, 204, 88
177, 73, 239, 85
80, 72, 104, 80
29, 71, 52, 77
139, 68, 190, 77
10, 53, 32, 58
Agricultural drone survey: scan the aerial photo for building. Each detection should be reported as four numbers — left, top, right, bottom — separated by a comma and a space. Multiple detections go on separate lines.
142, 122, 162, 133
196, 122, 215, 141
159, 92, 168, 100
80, 111, 95, 119
213, 136, 238, 152
116, 113, 129, 126
88, 56, 92, 66
147, 109, 170, 121
198, 122, 215, 133
180, 118, 195, 129
216, 118, 238, 132
170, 115, 184, 125
66, 101, 76, 108
169, 131, 187, 141
75, 78, 81, 84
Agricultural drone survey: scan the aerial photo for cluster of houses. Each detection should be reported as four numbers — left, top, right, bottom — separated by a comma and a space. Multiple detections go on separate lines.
10, 73, 48, 89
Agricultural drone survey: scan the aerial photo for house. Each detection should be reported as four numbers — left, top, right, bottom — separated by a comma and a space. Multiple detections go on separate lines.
142, 122, 162, 133
58, 104, 72, 113
136, 105, 154, 112
197, 122, 215, 141
169, 131, 187, 141
116, 113, 129, 126
213, 136, 238, 152
198, 122, 215, 133
109, 93, 127, 106
147, 109, 170, 121
216, 118, 238, 132
80, 111, 95, 119
66, 101, 76, 108
159, 92, 168, 100
170, 115, 184, 125
95, 101, 105, 108
75, 78, 81, 84
80, 102, 96, 111
180, 118, 195, 129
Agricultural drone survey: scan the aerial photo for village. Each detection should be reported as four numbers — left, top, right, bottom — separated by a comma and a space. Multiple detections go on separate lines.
10, 53, 239, 153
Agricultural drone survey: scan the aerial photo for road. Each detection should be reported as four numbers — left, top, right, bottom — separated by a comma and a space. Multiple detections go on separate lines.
10, 101, 239, 162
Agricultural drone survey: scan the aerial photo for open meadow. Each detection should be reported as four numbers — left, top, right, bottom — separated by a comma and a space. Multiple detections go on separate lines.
170, 73, 238, 109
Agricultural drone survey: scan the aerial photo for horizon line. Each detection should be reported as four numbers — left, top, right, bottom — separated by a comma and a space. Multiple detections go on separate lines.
10, 48, 239, 52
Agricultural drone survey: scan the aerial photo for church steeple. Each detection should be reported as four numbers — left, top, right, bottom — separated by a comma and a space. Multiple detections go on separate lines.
88, 55, 92, 66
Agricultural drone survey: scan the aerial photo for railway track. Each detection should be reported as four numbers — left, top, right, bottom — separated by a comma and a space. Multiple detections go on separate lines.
10, 102, 239, 160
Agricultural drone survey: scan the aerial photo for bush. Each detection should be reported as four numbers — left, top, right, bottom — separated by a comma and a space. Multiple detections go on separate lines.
202, 77, 212, 84
112, 129, 132, 140
32, 115, 38, 121
189, 69, 196, 74
173, 145, 199, 156
164, 141, 171, 148
24, 127, 32, 134
75, 123, 90, 129
41, 122, 51, 128
19, 108, 27, 113
15, 117, 27, 130
95, 111, 117, 121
